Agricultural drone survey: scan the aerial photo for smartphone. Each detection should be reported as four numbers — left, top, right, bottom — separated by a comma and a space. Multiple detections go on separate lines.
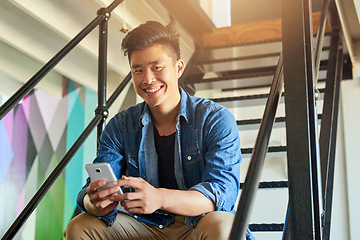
85, 162, 123, 195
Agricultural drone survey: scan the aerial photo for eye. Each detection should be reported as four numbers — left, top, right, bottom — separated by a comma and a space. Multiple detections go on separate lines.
153, 66, 163, 71
132, 69, 143, 75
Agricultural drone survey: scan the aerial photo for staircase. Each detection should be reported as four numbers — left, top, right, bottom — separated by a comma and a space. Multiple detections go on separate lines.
179, 19, 341, 239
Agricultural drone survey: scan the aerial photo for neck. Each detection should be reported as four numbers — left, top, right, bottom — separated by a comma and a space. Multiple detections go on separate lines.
150, 96, 180, 136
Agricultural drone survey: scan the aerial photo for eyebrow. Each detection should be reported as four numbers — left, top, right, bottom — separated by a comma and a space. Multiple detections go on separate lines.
131, 60, 163, 69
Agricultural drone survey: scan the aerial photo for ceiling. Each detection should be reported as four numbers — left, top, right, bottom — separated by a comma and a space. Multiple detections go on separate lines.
0, 0, 359, 100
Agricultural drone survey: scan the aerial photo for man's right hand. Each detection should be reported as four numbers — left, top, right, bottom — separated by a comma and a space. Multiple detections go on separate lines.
84, 180, 119, 216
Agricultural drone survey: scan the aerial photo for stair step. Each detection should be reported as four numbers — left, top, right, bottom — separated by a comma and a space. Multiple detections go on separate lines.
249, 223, 284, 232
210, 88, 325, 103
241, 146, 286, 154
237, 114, 322, 126
240, 181, 288, 189
196, 52, 280, 65
187, 60, 328, 84
189, 66, 277, 84
196, 46, 331, 66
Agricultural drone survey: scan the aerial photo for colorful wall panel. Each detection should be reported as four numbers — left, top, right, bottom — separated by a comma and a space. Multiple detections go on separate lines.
0, 78, 97, 239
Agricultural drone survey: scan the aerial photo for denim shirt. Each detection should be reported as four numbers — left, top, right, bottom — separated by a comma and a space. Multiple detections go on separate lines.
77, 88, 253, 238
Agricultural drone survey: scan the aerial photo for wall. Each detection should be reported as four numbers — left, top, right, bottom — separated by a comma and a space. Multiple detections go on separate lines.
0, 78, 97, 239
333, 79, 360, 240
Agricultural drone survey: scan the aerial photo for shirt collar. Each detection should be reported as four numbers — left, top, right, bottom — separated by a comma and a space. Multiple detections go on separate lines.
140, 87, 190, 126
178, 87, 189, 123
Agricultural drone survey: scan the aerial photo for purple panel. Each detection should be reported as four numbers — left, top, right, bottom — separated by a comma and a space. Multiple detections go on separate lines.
28, 91, 47, 152
8, 105, 28, 189
22, 92, 31, 122
2, 108, 14, 143
0, 121, 14, 182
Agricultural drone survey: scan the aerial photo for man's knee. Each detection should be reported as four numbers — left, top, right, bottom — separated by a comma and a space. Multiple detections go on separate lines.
65, 212, 105, 239
195, 211, 234, 240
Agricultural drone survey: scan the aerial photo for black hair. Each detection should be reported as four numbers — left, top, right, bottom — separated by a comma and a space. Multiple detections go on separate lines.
121, 21, 180, 62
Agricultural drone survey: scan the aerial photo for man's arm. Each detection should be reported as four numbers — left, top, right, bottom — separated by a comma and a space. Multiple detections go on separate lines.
111, 176, 215, 216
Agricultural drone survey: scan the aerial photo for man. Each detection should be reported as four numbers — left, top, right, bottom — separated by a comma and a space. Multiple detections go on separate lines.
66, 21, 254, 240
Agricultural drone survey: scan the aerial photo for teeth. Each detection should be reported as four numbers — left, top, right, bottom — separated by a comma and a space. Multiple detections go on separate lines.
146, 87, 161, 93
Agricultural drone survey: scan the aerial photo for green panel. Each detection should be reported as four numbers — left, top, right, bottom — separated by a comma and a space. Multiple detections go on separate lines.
35, 190, 63, 240
51, 155, 65, 230
62, 185, 73, 230
83, 88, 97, 180
65, 81, 84, 220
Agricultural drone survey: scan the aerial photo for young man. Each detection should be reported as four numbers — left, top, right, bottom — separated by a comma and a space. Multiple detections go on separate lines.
66, 21, 254, 240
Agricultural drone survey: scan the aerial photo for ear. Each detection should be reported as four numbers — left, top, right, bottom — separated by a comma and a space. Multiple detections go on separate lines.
176, 59, 185, 78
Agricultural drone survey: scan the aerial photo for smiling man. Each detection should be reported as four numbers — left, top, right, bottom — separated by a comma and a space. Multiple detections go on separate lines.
65, 21, 254, 240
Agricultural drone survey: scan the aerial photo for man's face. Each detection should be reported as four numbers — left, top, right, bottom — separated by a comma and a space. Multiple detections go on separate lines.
130, 43, 184, 110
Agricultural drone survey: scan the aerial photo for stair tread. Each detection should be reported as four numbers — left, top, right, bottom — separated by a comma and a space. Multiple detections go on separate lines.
237, 114, 322, 126
196, 52, 280, 65
188, 66, 276, 83
210, 88, 324, 103
241, 146, 286, 154
240, 181, 288, 189
186, 60, 328, 84
249, 223, 284, 232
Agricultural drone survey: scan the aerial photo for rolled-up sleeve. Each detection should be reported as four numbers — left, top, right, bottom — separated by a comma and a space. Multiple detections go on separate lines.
190, 106, 241, 212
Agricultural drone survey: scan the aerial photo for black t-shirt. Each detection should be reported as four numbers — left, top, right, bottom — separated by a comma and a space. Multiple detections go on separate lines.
154, 127, 179, 189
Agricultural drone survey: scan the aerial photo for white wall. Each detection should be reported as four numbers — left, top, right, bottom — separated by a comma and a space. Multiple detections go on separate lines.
334, 79, 360, 240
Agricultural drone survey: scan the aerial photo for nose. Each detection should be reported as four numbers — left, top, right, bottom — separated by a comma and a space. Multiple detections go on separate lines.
143, 69, 155, 85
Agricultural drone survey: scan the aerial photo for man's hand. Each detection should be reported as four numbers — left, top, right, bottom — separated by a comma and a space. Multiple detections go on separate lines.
84, 180, 120, 216
111, 176, 215, 217
111, 176, 162, 214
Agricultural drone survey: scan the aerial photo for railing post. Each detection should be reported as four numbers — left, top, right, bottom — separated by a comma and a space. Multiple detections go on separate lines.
95, 8, 110, 141
320, 3, 343, 239
281, 0, 323, 239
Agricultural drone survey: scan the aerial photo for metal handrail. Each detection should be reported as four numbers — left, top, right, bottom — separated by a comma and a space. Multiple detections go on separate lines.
229, 53, 284, 240
0, 0, 123, 120
314, 0, 331, 82
0, 0, 128, 239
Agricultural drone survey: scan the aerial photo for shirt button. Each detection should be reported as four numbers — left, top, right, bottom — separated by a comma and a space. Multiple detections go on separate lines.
134, 215, 138, 219
159, 225, 164, 229
187, 156, 192, 161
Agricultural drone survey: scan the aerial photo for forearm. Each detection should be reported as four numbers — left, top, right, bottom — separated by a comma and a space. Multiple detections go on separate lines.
158, 189, 215, 216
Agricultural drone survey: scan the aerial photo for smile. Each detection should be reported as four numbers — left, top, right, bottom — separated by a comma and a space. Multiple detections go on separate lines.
145, 86, 161, 93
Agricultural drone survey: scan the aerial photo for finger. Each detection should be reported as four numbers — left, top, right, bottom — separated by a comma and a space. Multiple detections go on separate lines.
120, 199, 142, 211
105, 201, 119, 212
125, 207, 144, 214
88, 180, 106, 192
115, 177, 146, 190
97, 186, 121, 199
97, 199, 113, 209
111, 192, 141, 202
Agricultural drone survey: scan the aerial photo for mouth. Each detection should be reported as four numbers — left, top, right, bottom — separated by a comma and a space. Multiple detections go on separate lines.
145, 86, 162, 93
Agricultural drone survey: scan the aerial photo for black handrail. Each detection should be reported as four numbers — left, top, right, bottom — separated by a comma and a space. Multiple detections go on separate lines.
1, 0, 128, 239
314, 0, 330, 82
229, 53, 284, 240
0, 0, 123, 120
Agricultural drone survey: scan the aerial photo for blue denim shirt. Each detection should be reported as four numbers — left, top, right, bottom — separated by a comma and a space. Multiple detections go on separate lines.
77, 88, 254, 239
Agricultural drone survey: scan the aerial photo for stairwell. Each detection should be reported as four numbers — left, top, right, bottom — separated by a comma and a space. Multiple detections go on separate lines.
179, 21, 335, 240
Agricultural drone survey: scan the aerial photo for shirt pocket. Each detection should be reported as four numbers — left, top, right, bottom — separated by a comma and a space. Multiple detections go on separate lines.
182, 149, 204, 187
